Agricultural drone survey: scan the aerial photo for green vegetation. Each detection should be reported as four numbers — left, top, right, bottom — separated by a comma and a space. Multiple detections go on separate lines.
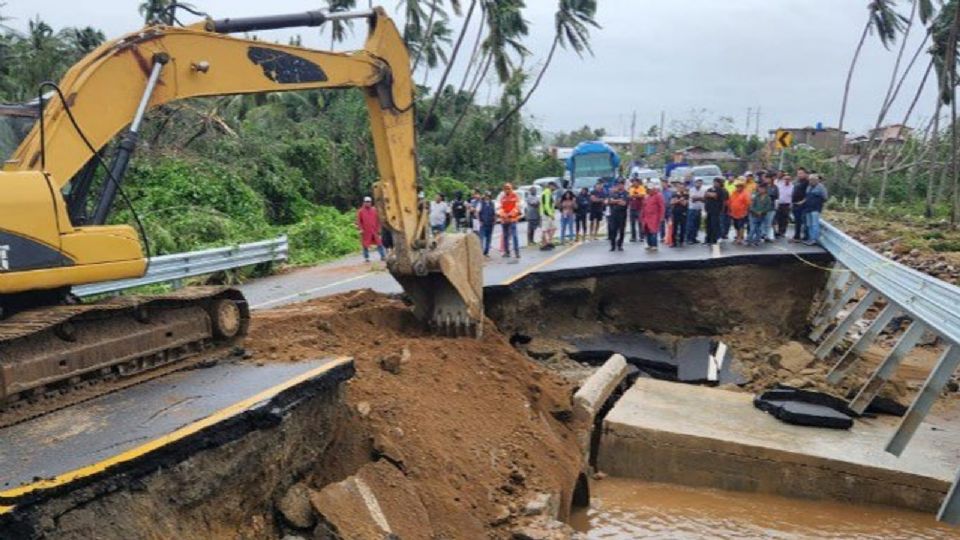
0, 1, 595, 264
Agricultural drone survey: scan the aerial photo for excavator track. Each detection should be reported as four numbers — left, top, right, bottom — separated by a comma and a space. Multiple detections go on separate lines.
0, 287, 249, 429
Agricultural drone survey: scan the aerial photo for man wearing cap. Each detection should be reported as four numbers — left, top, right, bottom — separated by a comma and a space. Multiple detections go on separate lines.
477, 192, 497, 257
356, 196, 386, 263
704, 177, 728, 245
498, 183, 522, 259
686, 177, 707, 244
607, 180, 629, 251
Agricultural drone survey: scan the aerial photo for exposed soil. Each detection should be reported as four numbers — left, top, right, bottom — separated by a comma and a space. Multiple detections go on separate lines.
246, 289, 585, 538
828, 210, 960, 286
5, 290, 585, 540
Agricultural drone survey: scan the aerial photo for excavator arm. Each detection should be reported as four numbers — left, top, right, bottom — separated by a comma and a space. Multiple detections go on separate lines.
0, 7, 482, 334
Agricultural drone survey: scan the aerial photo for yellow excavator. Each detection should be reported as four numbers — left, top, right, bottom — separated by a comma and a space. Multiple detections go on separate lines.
0, 6, 483, 415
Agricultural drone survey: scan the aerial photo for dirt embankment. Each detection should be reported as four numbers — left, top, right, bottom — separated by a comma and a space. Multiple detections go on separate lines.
12, 291, 584, 540
828, 210, 960, 285
248, 290, 585, 538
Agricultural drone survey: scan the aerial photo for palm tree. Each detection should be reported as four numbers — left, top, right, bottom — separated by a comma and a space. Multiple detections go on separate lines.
324, 0, 357, 49
444, 0, 529, 142
63, 26, 106, 55
412, 0, 461, 73
483, 0, 530, 84
485, 0, 599, 142
929, 0, 960, 223
834, 0, 907, 181
852, 0, 930, 199
418, 18, 454, 85
422, 0, 478, 126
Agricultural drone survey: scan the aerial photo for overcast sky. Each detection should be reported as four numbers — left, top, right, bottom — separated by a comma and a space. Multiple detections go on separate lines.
2, 0, 937, 137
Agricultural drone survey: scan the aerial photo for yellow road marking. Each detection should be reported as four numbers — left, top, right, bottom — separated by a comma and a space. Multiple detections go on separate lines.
501, 242, 582, 286
0, 357, 352, 507
0, 505, 12, 515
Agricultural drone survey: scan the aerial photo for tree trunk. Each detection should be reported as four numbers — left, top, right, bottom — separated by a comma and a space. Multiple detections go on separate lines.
445, 50, 492, 143
836, 17, 872, 181
456, 7, 486, 98
485, 34, 560, 142
423, 0, 477, 126
948, 2, 960, 224
412, 0, 439, 74
879, 153, 890, 205
853, 3, 918, 200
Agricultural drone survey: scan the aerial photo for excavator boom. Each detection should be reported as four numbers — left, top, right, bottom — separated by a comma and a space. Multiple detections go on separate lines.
0, 7, 483, 416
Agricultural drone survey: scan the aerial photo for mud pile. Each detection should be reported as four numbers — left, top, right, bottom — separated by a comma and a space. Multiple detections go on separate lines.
248, 289, 585, 538
9, 291, 584, 540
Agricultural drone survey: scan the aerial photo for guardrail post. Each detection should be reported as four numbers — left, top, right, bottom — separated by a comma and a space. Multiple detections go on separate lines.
886, 345, 959, 456
939, 466, 960, 525
810, 276, 863, 342
848, 321, 925, 414
814, 289, 880, 360
827, 303, 901, 384
810, 268, 852, 328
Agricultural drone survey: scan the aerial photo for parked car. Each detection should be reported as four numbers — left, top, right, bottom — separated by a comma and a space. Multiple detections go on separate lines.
630, 167, 661, 184
667, 165, 693, 183
532, 176, 564, 193
691, 164, 723, 183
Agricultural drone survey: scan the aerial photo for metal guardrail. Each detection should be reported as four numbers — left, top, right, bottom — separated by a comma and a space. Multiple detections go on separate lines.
74, 235, 288, 298
814, 220, 960, 524
819, 221, 960, 346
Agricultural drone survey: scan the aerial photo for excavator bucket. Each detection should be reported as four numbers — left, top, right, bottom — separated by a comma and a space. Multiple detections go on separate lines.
391, 232, 484, 337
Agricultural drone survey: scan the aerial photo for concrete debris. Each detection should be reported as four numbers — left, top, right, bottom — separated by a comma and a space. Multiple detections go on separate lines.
277, 482, 316, 530
522, 492, 560, 518
309, 461, 429, 539
754, 387, 854, 429
569, 334, 744, 385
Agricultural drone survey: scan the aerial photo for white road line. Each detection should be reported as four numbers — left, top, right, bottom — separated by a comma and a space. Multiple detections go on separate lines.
251, 273, 374, 309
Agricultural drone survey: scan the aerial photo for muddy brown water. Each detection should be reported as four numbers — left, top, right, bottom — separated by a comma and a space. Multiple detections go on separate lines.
570, 478, 957, 539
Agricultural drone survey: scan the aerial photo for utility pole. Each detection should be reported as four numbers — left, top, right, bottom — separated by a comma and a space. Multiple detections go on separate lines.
659, 110, 666, 140
630, 110, 637, 160
754, 107, 762, 138
745, 107, 752, 136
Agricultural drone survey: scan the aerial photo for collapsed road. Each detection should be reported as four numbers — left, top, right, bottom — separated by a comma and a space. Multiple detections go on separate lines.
0, 235, 837, 538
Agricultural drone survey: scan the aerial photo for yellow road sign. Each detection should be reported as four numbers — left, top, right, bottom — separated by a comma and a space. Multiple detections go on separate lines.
775, 129, 794, 150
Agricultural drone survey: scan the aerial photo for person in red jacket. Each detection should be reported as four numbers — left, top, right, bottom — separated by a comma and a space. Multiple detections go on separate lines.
641, 180, 666, 251
356, 196, 385, 262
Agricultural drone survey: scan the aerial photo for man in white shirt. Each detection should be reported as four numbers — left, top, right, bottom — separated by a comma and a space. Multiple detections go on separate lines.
429, 193, 449, 234
685, 178, 708, 244
774, 175, 794, 239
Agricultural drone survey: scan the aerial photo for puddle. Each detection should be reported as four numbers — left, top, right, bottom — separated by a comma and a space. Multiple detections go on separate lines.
570, 478, 957, 539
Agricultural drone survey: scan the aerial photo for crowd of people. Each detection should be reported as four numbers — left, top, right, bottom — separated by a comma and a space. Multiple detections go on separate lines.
355, 167, 829, 262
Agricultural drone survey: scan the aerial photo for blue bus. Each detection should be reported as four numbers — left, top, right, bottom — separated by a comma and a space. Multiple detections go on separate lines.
566, 140, 621, 192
